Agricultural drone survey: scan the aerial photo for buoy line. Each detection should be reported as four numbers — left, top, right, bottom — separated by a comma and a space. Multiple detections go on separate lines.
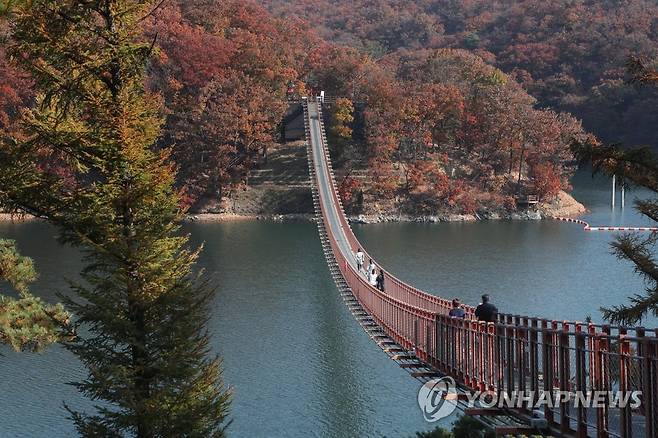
553, 217, 658, 232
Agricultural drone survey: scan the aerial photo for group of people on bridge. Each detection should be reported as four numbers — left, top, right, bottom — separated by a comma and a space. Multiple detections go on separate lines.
355, 247, 499, 323
449, 294, 498, 323
355, 248, 385, 292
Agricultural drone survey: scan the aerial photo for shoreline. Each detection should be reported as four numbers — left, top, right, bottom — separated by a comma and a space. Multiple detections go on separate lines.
0, 209, 587, 224
186, 190, 588, 223
184, 210, 587, 224
0, 212, 586, 224
0, 213, 38, 222
1, 191, 588, 224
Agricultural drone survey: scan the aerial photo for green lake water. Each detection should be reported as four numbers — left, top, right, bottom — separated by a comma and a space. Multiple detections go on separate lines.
0, 172, 655, 437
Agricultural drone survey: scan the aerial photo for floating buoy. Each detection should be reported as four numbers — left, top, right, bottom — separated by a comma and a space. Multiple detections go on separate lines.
553, 217, 658, 232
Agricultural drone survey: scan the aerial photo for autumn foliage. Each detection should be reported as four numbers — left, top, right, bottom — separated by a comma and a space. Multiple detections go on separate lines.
3, 0, 646, 216
0, 22, 31, 132
263, 0, 658, 153
313, 48, 586, 215
145, 0, 316, 208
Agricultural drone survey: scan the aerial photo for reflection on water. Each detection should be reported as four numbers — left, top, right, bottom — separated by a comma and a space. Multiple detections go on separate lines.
0, 171, 656, 437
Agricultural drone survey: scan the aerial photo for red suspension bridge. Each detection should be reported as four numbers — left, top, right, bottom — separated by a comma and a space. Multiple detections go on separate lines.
303, 97, 658, 437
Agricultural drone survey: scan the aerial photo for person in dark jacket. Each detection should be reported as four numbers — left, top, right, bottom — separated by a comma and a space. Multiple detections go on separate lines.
475, 294, 498, 323
376, 269, 385, 292
448, 298, 466, 318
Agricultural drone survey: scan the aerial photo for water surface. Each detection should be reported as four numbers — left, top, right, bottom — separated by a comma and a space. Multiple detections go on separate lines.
0, 172, 655, 437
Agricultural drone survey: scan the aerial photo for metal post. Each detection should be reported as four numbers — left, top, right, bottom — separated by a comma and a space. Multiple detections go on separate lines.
488, 323, 496, 390
530, 319, 539, 402
618, 332, 632, 438
637, 328, 655, 437
437, 316, 445, 372
516, 316, 527, 400
612, 175, 616, 209
425, 319, 431, 366
575, 326, 588, 438
559, 327, 570, 434
541, 321, 554, 426
414, 318, 419, 358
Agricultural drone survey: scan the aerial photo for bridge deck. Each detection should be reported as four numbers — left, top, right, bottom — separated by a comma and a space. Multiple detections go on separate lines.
308, 103, 357, 271
304, 97, 658, 438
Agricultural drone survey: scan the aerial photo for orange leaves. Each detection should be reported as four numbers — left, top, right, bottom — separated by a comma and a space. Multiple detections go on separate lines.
331, 98, 354, 139
142, 0, 320, 206
338, 175, 361, 206
530, 163, 563, 201
370, 158, 398, 199
0, 39, 32, 131
406, 160, 443, 192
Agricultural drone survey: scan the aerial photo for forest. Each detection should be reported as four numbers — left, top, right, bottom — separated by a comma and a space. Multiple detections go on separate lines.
264, 0, 658, 149
2, 0, 656, 216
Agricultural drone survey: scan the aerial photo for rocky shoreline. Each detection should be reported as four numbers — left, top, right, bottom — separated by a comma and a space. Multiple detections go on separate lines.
185, 190, 587, 224
2, 191, 587, 225
348, 210, 543, 224
349, 191, 587, 224
0, 210, 583, 224
185, 213, 315, 222
184, 210, 574, 224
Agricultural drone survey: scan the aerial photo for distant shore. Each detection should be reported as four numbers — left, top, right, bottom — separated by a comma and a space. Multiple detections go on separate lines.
0, 213, 37, 222
1, 191, 586, 224
184, 210, 586, 224
185, 190, 587, 223
0, 211, 585, 224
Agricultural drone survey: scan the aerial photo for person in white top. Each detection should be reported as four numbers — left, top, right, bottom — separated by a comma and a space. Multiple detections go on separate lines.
355, 248, 364, 272
367, 259, 375, 277
368, 267, 378, 287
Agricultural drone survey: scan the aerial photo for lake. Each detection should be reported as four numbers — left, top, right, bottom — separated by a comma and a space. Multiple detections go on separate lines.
0, 172, 655, 437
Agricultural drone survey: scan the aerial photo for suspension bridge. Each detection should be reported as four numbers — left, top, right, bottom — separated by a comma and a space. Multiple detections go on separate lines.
303, 97, 658, 437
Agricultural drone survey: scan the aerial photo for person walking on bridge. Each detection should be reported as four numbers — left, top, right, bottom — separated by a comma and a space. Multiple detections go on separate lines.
367, 259, 375, 278
368, 265, 378, 287
355, 248, 364, 272
376, 269, 385, 292
448, 299, 466, 318
475, 294, 498, 323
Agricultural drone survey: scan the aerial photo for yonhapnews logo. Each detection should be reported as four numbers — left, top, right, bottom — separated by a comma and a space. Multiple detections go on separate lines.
417, 377, 459, 422
417, 377, 643, 423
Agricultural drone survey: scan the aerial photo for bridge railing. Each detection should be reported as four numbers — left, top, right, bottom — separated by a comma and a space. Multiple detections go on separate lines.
326, 215, 439, 362
314, 104, 471, 317
434, 315, 658, 437
309, 99, 443, 364
315, 102, 657, 335
308, 99, 658, 437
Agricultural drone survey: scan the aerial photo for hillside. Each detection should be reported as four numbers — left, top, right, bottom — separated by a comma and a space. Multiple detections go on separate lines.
262, 0, 658, 150
3, 0, 640, 220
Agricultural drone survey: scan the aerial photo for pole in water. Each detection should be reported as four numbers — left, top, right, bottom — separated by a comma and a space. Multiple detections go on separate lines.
621, 181, 625, 209
612, 175, 616, 209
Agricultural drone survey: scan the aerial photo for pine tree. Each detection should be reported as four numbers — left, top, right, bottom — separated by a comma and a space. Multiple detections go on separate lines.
0, 1, 230, 436
0, 238, 70, 352
572, 57, 658, 325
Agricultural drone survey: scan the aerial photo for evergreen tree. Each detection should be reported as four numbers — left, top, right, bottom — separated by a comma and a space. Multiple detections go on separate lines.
0, 238, 70, 352
572, 57, 658, 325
0, 1, 230, 436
